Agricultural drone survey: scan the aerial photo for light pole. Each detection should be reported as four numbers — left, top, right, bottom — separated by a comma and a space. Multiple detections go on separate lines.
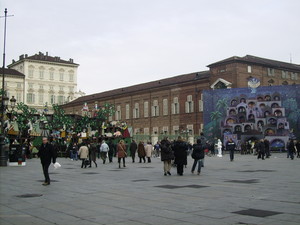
10, 96, 16, 111
0, 8, 9, 166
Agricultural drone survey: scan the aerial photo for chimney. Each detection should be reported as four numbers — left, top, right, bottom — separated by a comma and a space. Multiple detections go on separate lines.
46, 52, 48, 56
25, 54, 28, 58
19, 54, 24, 60
69, 58, 73, 63
12, 59, 15, 63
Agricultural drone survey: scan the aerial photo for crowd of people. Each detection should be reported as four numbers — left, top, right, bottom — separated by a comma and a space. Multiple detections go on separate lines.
35, 133, 300, 186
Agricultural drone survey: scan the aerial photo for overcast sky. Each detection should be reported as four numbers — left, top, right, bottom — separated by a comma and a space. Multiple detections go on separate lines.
1, 0, 300, 95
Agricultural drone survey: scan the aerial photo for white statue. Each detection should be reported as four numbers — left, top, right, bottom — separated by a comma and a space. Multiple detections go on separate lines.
217, 139, 223, 157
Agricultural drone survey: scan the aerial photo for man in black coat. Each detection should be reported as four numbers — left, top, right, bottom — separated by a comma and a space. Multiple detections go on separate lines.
37, 137, 57, 186
257, 139, 266, 160
191, 139, 205, 175
172, 136, 188, 176
129, 140, 138, 163
226, 138, 236, 161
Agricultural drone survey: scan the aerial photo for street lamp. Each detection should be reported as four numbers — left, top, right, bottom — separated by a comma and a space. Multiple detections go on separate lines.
0, 94, 9, 166
10, 96, 16, 110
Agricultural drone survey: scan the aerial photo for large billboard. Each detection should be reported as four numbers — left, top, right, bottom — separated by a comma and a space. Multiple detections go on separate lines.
203, 84, 300, 150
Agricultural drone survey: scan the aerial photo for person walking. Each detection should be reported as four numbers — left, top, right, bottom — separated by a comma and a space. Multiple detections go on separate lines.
69, 142, 78, 161
160, 137, 174, 176
296, 140, 300, 158
137, 141, 146, 163
226, 138, 236, 161
117, 140, 127, 168
37, 137, 57, 186
257, 139, 265, 160
172, 136, 188, 176
78, 142, 89, 168
154, 142, 160, 158
89, 139, 98, 167
191, 139, 205, 175
287, 139, 296, 160
145, 141, 152, 163
107, 139, 114, 163
100, 140, 109, 164
264, 139, 271, 158
129, 140, 137, 163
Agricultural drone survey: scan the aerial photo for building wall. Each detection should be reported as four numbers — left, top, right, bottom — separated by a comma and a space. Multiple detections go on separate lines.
9, 57, 78, 111
63, 56, 300, 142
0, 75, 25, 105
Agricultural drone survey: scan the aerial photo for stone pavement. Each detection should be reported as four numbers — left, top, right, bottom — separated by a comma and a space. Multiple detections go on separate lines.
0, 153, 300, 225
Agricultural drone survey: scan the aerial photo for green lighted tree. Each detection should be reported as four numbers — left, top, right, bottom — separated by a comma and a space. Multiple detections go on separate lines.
50, 104, 74, 131
12, 102, 37, 139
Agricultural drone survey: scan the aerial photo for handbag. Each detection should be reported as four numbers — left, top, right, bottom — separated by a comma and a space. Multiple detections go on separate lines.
120, 145, 127, 157
84, 159, 90, 166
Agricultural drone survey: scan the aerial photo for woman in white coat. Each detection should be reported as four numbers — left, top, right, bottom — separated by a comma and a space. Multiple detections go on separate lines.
145, 142, 153, 163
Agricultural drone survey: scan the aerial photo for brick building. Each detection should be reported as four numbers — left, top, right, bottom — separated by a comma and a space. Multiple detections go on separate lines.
62, 55, 300, 143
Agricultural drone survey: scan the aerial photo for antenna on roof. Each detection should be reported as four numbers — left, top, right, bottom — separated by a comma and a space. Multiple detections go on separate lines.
290, 53, 292, 63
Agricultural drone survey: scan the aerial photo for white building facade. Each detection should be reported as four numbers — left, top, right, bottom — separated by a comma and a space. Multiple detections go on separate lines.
0, 68, 25, 105
8, 52, 82, 111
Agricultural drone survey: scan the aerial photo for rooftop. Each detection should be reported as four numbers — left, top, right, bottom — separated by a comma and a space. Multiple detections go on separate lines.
1, 68, 25, 77
8, 52, 79, 67
64, 70, 210, 107
208, 55, 300, 71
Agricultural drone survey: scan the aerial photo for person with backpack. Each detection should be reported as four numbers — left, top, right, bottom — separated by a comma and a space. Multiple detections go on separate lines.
191, 139, 205, 175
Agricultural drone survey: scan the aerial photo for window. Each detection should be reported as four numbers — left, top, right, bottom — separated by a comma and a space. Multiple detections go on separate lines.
200, 123, 204, 133
144, 101, 149, 117
49, 85, 54, 91
115, 105, 121, 120
59, 71, 64, 81
185, 95, 194, 113
172, 97, 179, 114
16, 93, 22, 102
153, 127, 158, 135
163, 99, 168, 115
144, 128, 149, 135
39, 85, 44, 90
282, 71, 289, 79
39, 68, 44, 79
162, 126, 168, 134
152, 100, 159, 117
28, 66, 34, 78
187, 124, 194, 135
27, 93, 35, 104
247, 65, 252, 73
69, 86, 74, 93
58, 96, 64, 105
49, 70, 54, 80
267, 68, 275, 76
291, 72, 298, 80
59, 86, 64, 92
38, 94, 44, 104
69, 73, 74, 82
50, 95, 55, 104
173, 125, 179, 135
17, 83, 22, 88
199, 94, 203, 112
28, 83, 33, 89
125, 104, 130, 119
133, 103, 139, 118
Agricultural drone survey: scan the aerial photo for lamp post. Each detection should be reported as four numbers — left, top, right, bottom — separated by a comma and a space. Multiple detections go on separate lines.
10, 96, 16, 110
0, 8, 9, 166
0, 95, 9, 166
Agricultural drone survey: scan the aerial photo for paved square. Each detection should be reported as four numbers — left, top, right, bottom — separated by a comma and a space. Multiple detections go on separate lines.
0, 153, 299, 225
